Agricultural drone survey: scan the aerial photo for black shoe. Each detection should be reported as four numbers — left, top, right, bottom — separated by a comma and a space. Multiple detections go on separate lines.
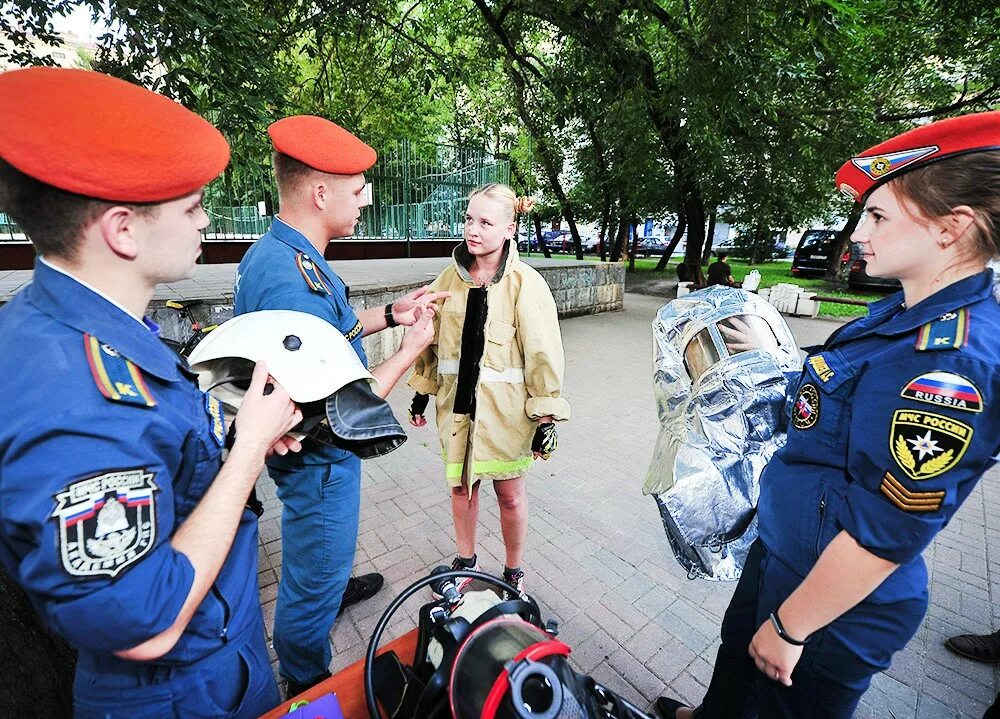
284, 671, 332, 700
337, 573, 385, 616
656, 696, 690, 719
945, 631, 1000, 662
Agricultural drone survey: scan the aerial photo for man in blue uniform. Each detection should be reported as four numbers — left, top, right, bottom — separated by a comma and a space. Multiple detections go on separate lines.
0, 67, 303, 718
235, 114, 444, 697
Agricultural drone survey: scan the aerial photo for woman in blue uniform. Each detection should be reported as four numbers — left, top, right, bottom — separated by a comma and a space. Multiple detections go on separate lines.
658, 112, 1000, 718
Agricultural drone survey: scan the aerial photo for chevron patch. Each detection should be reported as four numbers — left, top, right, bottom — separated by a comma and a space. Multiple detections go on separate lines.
879, 470, 945, 513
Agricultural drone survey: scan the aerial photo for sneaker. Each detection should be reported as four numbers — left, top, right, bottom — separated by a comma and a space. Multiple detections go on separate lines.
432, 556, 480, 599
502, 568, 524, 600
336, 573, 384, 617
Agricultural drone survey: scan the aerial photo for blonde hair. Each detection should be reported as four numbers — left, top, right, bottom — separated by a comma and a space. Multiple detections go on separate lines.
469, 183, 535, 223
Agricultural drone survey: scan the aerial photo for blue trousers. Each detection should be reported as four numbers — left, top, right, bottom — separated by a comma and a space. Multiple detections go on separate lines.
694, 540, 926, 719
270, 456, 362, 684
73, 610, 279, 718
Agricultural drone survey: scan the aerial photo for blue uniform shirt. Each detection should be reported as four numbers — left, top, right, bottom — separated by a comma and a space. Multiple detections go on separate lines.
0, 260, 262, 671
234, 217, 367, 467
759, 270, 1000, 604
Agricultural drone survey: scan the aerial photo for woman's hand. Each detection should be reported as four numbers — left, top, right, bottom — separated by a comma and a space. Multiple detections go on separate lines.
748, 617, 802, 687
409, 393, 430, 427
392, 285, 451, 326
532, 417, 557, 459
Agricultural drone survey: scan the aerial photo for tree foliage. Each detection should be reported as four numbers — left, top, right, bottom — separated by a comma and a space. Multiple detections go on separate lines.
3, 0, 999, 274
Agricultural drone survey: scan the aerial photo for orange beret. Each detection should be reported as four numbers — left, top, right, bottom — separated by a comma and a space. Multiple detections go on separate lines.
836, 111, 1000, 201
268, 115, 377, 174
0, 67, 229, 203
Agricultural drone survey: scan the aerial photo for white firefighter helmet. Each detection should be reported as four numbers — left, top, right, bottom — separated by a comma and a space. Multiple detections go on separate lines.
187, 310, 406, 458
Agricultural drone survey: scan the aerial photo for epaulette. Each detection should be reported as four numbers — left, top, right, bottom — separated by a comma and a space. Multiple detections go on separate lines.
83, 334, 156, 407
915, 308, 969, 351
296, 252, 331, 295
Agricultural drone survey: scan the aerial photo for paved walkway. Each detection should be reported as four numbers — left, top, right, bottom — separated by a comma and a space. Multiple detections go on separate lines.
254, 292, 999, 718
0, 254, 587, 304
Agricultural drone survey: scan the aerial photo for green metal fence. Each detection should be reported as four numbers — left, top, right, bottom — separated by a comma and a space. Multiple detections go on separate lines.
199, 139, 509, 242
0, 141, 510, 244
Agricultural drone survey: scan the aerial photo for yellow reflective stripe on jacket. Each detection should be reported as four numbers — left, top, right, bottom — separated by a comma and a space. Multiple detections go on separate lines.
445, 456, 534, 479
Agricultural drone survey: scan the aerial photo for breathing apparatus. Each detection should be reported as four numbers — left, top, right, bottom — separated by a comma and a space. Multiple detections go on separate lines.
364, 569, 655, 719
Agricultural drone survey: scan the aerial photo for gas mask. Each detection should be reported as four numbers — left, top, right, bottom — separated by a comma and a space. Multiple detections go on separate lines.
187, 310, 406, 458
644, 286, 802, 580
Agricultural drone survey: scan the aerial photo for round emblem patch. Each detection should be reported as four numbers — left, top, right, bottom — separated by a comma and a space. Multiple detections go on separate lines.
793, 383, 820, 430
869, 157, 891, 177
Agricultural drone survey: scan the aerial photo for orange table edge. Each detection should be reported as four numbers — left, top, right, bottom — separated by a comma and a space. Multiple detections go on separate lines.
258, 629, 419, 719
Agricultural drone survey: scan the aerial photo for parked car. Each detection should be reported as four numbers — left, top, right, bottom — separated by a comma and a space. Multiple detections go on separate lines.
714, 232, 788, 260
517, 233, 543, 253
790, 229, 837, 277
635, 236, 667, 257
541, 229, 573, 253
840, 244, 902, 292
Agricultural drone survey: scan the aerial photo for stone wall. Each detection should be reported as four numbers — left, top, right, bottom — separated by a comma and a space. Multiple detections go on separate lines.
149, 262, 624, 365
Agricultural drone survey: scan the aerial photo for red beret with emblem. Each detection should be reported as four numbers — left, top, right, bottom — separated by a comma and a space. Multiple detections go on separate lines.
0, 67, 229, 203
268, 115, 377, 174
836, 111, 1000, 201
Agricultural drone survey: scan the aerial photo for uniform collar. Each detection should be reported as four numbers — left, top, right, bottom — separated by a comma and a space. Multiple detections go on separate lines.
27, 258, 183, 381
829, 269, 996, 348
873, 269, 995, 337
271, 216, 337, 283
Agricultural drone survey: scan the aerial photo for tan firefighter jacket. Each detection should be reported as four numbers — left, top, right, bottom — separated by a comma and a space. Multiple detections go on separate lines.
408, 240, 570, 488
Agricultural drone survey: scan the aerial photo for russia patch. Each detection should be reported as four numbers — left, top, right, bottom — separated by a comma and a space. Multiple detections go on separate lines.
851, 146, 939, 180
51, 469, 159, 578
901, 371, 982, 413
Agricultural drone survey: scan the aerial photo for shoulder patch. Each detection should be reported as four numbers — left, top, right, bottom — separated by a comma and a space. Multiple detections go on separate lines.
879, 471, 944, 513
889, 408, 972, 480
296, 252, 331, 295
915, 308, 969, 351
51, 469, 159, 578
901, 371, 982, 413
84, 334, 156, 407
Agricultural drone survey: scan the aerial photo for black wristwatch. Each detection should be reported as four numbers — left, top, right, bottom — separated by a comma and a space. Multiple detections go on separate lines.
769, 608, 810, 646
384, 303, 398, 328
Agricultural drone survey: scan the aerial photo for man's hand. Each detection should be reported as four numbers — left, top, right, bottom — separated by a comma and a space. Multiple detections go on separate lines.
748, 617, 802, 687
392, 285, 451, 326
400, 306, 437, 354
233, 362, 302, 455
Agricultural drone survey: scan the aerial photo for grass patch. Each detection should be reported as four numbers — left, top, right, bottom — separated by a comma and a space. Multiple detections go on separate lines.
540, 253, 883, 318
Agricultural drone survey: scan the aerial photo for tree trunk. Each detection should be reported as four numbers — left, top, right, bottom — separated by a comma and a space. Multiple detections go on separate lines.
701, 210, 717, 265
598, 198, 611, 262
0, 567, 75, 716
610, 216, 628, 262
683, 191, 707, 284
628, 215, 640, 271
655, 212, 687, 271
825, 204, 863, 282
533, 214, 551, 259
